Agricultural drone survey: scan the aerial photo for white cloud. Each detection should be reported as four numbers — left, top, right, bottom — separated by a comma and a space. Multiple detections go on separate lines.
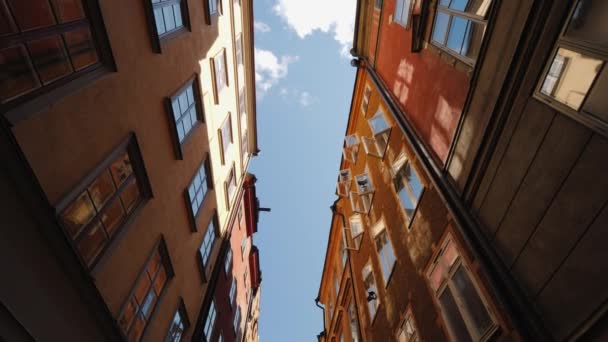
254, 48, 299, 97
273, 0, 356, 57
254, 21, 272, 33
298, 91, 313, 107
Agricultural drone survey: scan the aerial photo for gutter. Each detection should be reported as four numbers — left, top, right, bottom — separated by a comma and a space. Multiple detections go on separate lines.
245, 0, 260, 156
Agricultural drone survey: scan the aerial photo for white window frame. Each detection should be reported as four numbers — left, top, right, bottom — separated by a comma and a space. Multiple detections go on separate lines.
426, 233, 498, 341
373, 226, 397, 285
391, 153, 424, 227
362, 262, 379, 321
344, 214, 364, 250
396, 307, 419, 342
364, 110, 391, 158
394, 0, 413, 28
343, 134, 360, 163
361, 84, 371, 114
337, 169, 352, 197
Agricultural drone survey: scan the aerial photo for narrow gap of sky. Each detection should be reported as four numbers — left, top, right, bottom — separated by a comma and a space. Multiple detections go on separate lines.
248, 0, 357, 340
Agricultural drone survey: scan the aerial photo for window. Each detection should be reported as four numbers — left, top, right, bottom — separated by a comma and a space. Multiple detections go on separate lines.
165, 300, 190, 342
343, 134, 359, 163
229, 277, 237, 305
118, 240, 173, 341
426, 234, 497, 341
203, 301, 217, 341
340, 238, 347, 268
0, 0, 114, 118
397, 309, 419, 342
336, 169, 352, 197
361, 85, 371, 114
211, 49, 228, 103
241, 236, 247, 259
199, 218, 217, 273
362, 262, 379, 319
168, 77, 202, 158
225, 248, 232, 274
535, 0, 608, 136
375, 0, 383, 10
58, 135, 151, 268
394, 0, 413, 27
374, 228, 396, 284
348, 301, 360, 342
147, 0, 190, 52
350, 172, 374, 213
328, 300, 334, 323
431, 0, 491, 65
392, 154, 424, 225
224, 164, 236, 209
334, 272, 340, 298
187, 158, 210, 221
234, 306, 241, 333
348, 214, 364, 249
363, 111, 391, 158
236, 34, 243, 67
218, 113, 233, 165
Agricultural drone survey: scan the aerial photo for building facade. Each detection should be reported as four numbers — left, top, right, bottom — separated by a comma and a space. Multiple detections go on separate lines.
318, 0, 608, 341
0, 0, 261, 341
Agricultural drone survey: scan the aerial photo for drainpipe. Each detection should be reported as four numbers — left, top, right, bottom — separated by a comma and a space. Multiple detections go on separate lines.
314, 297, 326, 341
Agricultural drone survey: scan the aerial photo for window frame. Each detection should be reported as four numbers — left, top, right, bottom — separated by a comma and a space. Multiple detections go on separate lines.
229, 276, 237, 306
218, 112, 233, 165
394, 0, 413, 28
225, 247, 232, 275
165, 297, 190, 342
211, 48, 228, 104
204, 0, 222, 25
198, 214, 219, 282
430, 0, 491, 66
117, 237, 175, 342
533, 0, 608, 137
361, 85, 371, 115
233, 306, 241, 335
55, 133, 153, 270
373, 227, 397, 286
166, 75, 204, 160
1, 0, 116, 124
142, 0, 191, 53
343, 134, 360, 164
224, 163, 236, 209
202, 300, 217, 342
391, 154, 425, 228
396, 306, 419, 342
347, 299, 360, 342
426, 232, 498, 342
364, 110, 391, 159
184, 155, 212, 231
362, 261, 380, 322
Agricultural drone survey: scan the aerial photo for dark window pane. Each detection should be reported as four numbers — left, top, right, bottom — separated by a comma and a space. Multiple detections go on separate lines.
432, 12, 450, 45
0, 45, 39, 102
565, 0, 608, 49
61, 191, 96, 238
27, 35, 72, 84
128, 315, 145, 342
76, 220, 107, 265
8, 0, 55, 31
452, 266, 493, 337
461, 21, 484, 60
140, 290, 157, 319
51, 0, 85, 23
64, 27, 99, 70
153, 266, 167, 294
101, 198, 126, 236
439, 288, 472, 342
148, 251, 161, 277
111, 153, 133, 187
583, 67, 608, 123
446, 16, 468, 53
120, 179, 140, 212
87, 170, 116, 209
134, 273, 151, 304
0, 3, 16, 35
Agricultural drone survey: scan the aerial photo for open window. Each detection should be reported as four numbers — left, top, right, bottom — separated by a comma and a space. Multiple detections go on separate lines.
350, 172, 374, 214
343, 134, 359, 163
336, 169, 352, 197
343, 214, 364, 250
361, 84, 371, 115
363, 110, 391, 158
392, 153, 424, 227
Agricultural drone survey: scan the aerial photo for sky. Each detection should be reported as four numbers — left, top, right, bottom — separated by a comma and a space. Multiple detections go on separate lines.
248, 0, 357, 340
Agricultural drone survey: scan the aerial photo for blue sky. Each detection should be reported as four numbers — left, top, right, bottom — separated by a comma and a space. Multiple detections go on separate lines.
248, 0, 356, 340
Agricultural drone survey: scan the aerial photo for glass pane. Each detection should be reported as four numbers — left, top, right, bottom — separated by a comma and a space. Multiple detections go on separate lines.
100, 198, 125, 236
399, 187, 415, 212
177, 123, 185, 141
179, 92, 188, 114
446, 16, 468, 54
120, 179, 140, 212
432, 11, 450, 45
51, 0, 85, 22
439, 0, 450, 6
61, 192, 96, 238
540, 48, 602, 111
76, 220, 107, 265
154, 7, 166, 35
27, 35, 72, 84
464, 0, 491, 17
449, 0, 467, 11
173, 4, 183, 28
442, 239, 460, 267
369, 113, 389, 133
119, 298, 138, 333
8, 0, 55, 31
566, 0, 608, 49
582, 67, 608, 123
461, 21, 485, 61
148, 251, 161, 276
163, 5, 176, 32
429, 263, 446, 292
452, 266, 493, 337
134, 273, 151, 304
189, 107, 197, 125
140, 290, 157, 318
110, 153, 133, 186
153, 266, 167, 294
186, 85, 194, 104
88, 170, 116, 209
64, 27, 99, 70
0, 45, 39, 102
128, 315, 145, 342
439, 288, 472, 342
409, 167, 423, 200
